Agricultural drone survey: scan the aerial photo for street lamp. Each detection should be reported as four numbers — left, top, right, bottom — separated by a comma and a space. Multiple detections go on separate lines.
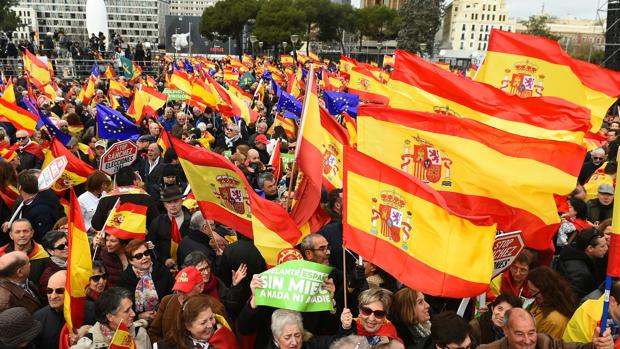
376, 41, 383, 65
282, 41, 288, 53
250, 35, 257, 57
258, 41, 263, 57
290, 34, 299, 62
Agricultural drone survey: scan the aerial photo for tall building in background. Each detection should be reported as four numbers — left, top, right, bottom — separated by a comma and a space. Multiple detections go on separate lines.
11, 6, 38, 42
439, 0, 516, 51
168, 0, 218, 16
17, 0, 167, 46
606, 0, 620, 70
361, 0, 400, 10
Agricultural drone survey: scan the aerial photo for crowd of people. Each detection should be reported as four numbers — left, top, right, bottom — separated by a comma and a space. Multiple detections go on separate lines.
0, 45, 618, 349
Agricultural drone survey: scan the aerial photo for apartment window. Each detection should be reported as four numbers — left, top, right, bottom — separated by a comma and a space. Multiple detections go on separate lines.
479, 33, 483, 40
482, 4, 485, 10
471, 32, 474, 39
471, 24, 475, 31
493, 5, 496, 11
500, 25, 503, 30
484, 43, 487, 50
492, 15, 495, 20
460, 42, 465, 49
478, 43, 482, 50
461, 33, 465, 40
462, 24, 466, 30
455, 6, 458, 11
470, 42, 474, 47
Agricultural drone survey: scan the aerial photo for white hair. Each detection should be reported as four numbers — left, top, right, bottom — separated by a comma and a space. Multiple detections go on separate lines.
591, 148, 605, 156
271, 309, 303, 339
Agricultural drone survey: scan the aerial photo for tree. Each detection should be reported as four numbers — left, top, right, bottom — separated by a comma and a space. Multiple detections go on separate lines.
397, 0, 443, 56
566, 42, 605, 65
352, 5, 399, 51
201, 0, 259, 56
0, 0, 20, 33
315, 2, 356, 53
520, 15, 561, 41
253, 0, 305, 57
295, 0, 332, 54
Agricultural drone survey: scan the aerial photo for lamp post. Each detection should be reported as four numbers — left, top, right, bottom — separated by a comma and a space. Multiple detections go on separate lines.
290, 34, 299, 62
258, 41, 264, 57
250, 35, 257, 58
282, 41, 288, 53
376, 41, 383, 65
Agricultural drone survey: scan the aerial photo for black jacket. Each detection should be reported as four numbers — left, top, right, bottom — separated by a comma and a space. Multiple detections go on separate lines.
90, 187, 160, 232
216, 235, 266, 303
177, 229, 216, 267
587, 199, 614, 224
13, 190, 64, 242
556, 246, 604, 300
33, 302, 95, 349
147, 208, 191, 262
117, 260, 175, 300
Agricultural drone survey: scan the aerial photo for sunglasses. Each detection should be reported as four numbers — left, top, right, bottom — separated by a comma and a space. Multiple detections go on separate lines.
360, 306, 386, 319
16, 136, 27, 141
593, 157, 605, 161
90, 273, 108, 282
131, 251, 150, 260
53, 243, 67, 250
46, 287, 65, 295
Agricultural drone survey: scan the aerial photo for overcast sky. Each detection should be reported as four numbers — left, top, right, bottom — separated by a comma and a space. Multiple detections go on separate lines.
506, 0, 600, 20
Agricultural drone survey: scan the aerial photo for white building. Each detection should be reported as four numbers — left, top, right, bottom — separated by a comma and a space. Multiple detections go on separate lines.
168, 0, 219, 16
11, 6, 38, 42
440, 0, 516, 51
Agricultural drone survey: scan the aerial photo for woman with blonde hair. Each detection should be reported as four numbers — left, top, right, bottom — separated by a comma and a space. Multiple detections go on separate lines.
390, 288, 430, 349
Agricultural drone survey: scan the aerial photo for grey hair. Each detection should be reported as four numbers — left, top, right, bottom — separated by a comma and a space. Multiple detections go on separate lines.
190, 211, 206, 231
228, 123, 240, 133
591, 148, 605, 156
330, 335, 371, 349
358, 287, 393, 311
299, 234, 320, 253
271, 309, 304, 339
182, 250, 210, 268
258, 172, 275, 189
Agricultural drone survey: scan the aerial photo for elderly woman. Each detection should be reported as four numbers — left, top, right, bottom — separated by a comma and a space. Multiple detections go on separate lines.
86, 260, 108, 302
390, 287, 431, 349
527, 266, 576, 338
354, 288, 403, 348
38, 230, 68, 298
117, 239, 174, 324
267, 308, 354, 349
155, 294, 238, 349
71, 287, 151, 348
469, 293, 522, 345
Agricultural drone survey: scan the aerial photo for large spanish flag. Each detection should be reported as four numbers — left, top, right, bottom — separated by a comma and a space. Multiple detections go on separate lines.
64, 188, 92, 332
109, 79, 132, 98
389, 50, 592, 144
168, 68, 193, 95
23, 49, 52, 85
343, 147, 496, 297
319, 107, 350, 191
0, 97, 38, 132
477, 29, 620, 132
188, 78, 218, 111
339, 55, 360, 77
103, 200, 148, 240
42, 139, 95, 192
348, 66, 390, 104
357, 105, 586, 250
127, 85, 168, 122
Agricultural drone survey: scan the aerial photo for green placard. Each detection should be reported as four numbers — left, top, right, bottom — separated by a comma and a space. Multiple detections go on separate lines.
281, 153, 294, 166
254, 260, 334, 312
163, 88, 187, 101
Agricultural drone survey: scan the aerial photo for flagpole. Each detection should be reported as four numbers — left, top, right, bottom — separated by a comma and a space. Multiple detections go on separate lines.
285, 160, 297, 212
93, 198, 120, 260
342, 244, 348, 309
294, 65, 315, 160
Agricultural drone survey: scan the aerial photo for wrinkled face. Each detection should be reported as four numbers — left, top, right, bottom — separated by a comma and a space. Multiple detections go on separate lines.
147, 143, 161, 161
224, 125, 238, 138
248, 151, 260, 163
598, 192, 614, 206
89, 267, 108, 293
504, 315, 537, 349
196, 260, 212, 284
187, 308, 217, 342
359, 301, 386, 334
257, 123, 267, 134
276, 324, 303, 349
49, 237, 69, 260
262, 179, 277, 196
592, 153, 605, 165
47, 275, 65, 310
106, 235, 122, 254
414, 292, 430, 324
149, 123, 161, 136
164, 198, 182, 216
15, 131, 29, 146
491, 301, 513, 328
10, 221, 33, 248
308, 235, 330, 265
129, 245, 152, 271
176, 113, 187, 125
107, 297, 135, 330
509, 262, 529, 284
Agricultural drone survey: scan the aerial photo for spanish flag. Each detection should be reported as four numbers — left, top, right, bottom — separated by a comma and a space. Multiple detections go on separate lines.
319, 107, 349, 191
357, 105, 586, 250
0, 97, 38, 132
242, 54, 253, 67
343, 147, 496, 297
157, 129, 172, 155
109, 321, 136, 349
23, 49, 52, 85
1, 78, 15, 104
77, 74, 97, 105
389, 50, 592, 144
109, 79, 132, 97
268, 114, 297, 140
339, 55, 359, 77
609, 154, 620, 277
205, 74, 234, 116
170, 217, 181, 263
281, 55, 294, 66
383, 55, 395, 67
64, 188, 92, 332
476, 29, 620, 132
127, 86, 168, 123
174, 137, 254, 237
104, 65, 115, 79
168, 68, 193, 95
42, 139, 95, 192
226, 84, 259, 125
104, 200, 148, 240
188, 78, 218, 111
348, 66, 390, 105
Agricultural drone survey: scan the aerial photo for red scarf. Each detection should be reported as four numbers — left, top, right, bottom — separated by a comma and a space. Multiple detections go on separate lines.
203, 275, 220, 300
499, 271, 528, 297
355, 318, 403, 344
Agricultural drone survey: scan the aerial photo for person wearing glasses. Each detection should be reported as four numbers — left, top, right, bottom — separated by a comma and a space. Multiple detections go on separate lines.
489, 249, 537, 301
11, 129, 44, 171
526, 266, 576, 338
86, 260, 109, 302
118, 239, 174, 324
353, 288, 404, 348
33, 270, 95, 349
578, 148, 606, 185
215, 123, 247, 152
556, 229, 608, 300
38, 230, 68, 299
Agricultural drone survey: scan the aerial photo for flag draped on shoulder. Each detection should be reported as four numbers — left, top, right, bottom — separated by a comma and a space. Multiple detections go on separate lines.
96, 104, 141, 141
356, 105, 586, 250
103, 199, 148, 240
42, 139, 95, 192
389, 49, 592, 144
64, 188, 93, 332
476, 29, 620, 132
343, 147, 496, 297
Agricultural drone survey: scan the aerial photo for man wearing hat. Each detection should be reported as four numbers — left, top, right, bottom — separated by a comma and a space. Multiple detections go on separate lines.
253, 134, 271, 165
147, 185, 191, 269
92, 139, 107, 169
148, 266, 205, 345
588, 183, 614, 223
0, 307, 42, 348
147, 163, 186, 200
556, 228, 608, 300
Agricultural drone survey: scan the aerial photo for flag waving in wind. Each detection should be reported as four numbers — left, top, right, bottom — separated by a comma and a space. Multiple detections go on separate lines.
96, 104, 141, 141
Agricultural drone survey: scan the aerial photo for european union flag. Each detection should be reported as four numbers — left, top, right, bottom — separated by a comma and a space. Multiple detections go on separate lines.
96, 104, 141, 141
283, 110, 299, 122
277, 90, 302, 116
38, 111, 72, 145
90, 63, 100, 78
22, 96, 45, 128
261, 70, 272, 81
323, 91, 359, 117
184, 59, 194, 74
270, 78, 280, 96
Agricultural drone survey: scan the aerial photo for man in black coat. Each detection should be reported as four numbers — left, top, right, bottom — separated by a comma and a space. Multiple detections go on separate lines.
556, 228, 608, 300
177, 211, 217, 267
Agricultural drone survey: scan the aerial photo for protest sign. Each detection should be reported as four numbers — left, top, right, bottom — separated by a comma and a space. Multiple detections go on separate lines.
254, 260, 334, 312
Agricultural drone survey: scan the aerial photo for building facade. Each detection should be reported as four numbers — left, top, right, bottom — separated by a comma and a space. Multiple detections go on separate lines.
439, 0, 516, 51
515, 18, 605, 52
11, 6, 38, 42
361, 0, 400, 10
168, 0, 218, 17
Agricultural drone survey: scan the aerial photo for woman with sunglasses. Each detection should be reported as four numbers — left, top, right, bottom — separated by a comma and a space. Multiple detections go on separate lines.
355, 288, 404, 348
526, 266, 576, 339
38, 230, 68, 299
118, 239, 175, 324
86, 260, 109, 301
